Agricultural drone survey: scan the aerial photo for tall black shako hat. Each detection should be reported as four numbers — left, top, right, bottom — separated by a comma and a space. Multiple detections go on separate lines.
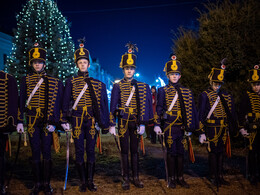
29, 42, 46, 65
120, 42, 138, 68
164, 54, 181, 75
208, 58, 227, 83
74, 37, 90, 64
248, 63, 260, 83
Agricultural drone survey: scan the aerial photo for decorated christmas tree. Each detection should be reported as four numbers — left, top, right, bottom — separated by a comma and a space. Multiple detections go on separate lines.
5, 0, 75, 85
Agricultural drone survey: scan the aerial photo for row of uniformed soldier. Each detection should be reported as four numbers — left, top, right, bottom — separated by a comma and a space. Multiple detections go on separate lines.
0, 40, 259, 195
153, 56, 260, 188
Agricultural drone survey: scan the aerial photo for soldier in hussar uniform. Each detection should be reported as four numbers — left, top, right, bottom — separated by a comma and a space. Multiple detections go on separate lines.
109, 43, 153, 190
16, 43, 63, 195
61, 39, 109, 192
0, 71, 18, 195
238, 64, 260, 186
153, 55, 198, 189
198, 59, 237, 187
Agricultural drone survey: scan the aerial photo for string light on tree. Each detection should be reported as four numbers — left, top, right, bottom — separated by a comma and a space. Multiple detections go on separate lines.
5, 0, 76, 86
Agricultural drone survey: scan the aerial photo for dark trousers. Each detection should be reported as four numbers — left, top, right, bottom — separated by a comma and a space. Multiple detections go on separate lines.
248, 134, 260, 179
72, 117, 97, 163
0, 134, 7, 187
28, 118, 52, 162
164, 125, 184, 156
147, 125, 157, 143
206, 126, 227, 153
118, 119, 139, 155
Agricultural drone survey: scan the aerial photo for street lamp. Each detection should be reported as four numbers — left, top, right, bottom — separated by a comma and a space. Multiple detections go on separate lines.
135, 73, 140, 77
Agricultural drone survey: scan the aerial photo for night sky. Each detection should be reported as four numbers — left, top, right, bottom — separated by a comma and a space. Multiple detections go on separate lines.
0, 0, 207, 84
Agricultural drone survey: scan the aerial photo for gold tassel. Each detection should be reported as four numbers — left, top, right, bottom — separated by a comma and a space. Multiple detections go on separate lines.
188, 137, 195, 163
24, 132, 28, 146
96, 133, 102, 154
140, 135, 145, 155
8, 135, 11, 157
225, 132, 231, 158
52, 132, 60, 153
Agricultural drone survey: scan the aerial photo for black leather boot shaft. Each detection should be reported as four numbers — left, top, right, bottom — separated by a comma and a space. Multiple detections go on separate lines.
86, 162, 97, 191
131, 153, 144, 188
30, 161, 42, 195
43, 160, 53, 195
121, 154, 130, 190
76, 162, 86, 192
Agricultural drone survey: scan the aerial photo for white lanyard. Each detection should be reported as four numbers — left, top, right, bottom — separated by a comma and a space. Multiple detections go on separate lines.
207, 96, 220, 119
26, 78, 44, 107
125, 86, 135, 107
168, 92, 178, 111
72, 83, 88, 110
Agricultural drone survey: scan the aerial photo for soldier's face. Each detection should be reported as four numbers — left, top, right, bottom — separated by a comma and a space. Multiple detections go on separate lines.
123, 66, 135, 80
211, 82, 221, 92
251, 83, 260, 94
77, 58, 90, 72
168, 72, 181, 84
32, 60, 45, 72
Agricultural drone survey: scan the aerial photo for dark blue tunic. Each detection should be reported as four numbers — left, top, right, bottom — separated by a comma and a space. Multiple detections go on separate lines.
18, 71, 63, 162
109, 78, 153, 154
198, 88, 236, 153
0, 71, 18, 133
155, 82, 198, 155
62, 71, 109, 163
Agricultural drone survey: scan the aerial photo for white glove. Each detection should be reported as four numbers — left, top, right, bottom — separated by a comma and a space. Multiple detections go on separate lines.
185, 131, 192, 137
199, 134, 206, 144
95, 123, 100, 131
239, 128, 249, 137
17, 123, 24, 133
61, 123, 70, 131
47, 125, 55, 132
109, 126, 116, 136
154, 126, 162, 135
137, 125, 145, 135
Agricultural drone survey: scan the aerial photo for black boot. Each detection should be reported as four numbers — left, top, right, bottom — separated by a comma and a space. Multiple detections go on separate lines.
218, 153, 230, 186
121, 154, 130, 190
43, 160, 53, 195
166, 154, 176, 189
131, 153, 144, 188
208, 153, 219, 186
86, 162, 97, 191
248, 150, 258, 186
0, 155, 6, 195
76, 162, 86, 192
176, 155, 189, 188
30, 161, 42, 195
150, 126, 157, 144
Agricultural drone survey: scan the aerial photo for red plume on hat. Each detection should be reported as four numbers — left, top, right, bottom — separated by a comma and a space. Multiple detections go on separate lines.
74, 37, 90, 63
125, 42, 138, 54
119, 42, 138, 68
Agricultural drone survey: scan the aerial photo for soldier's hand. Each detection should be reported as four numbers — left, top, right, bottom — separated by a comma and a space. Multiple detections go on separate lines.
17, 123, 24, 133
109, 126, 116, 136
95, 123, 100, 131
47, 125, 55, 132
185, 131, 192, 137
154, 126, 162, 135
61, 123, 70, 131
199, 134, 206, 144
137, 125, 145, 135
239, 128, 249, 137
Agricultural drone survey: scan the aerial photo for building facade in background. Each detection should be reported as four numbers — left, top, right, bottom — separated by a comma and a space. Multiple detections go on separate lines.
0, 32, 12, 70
